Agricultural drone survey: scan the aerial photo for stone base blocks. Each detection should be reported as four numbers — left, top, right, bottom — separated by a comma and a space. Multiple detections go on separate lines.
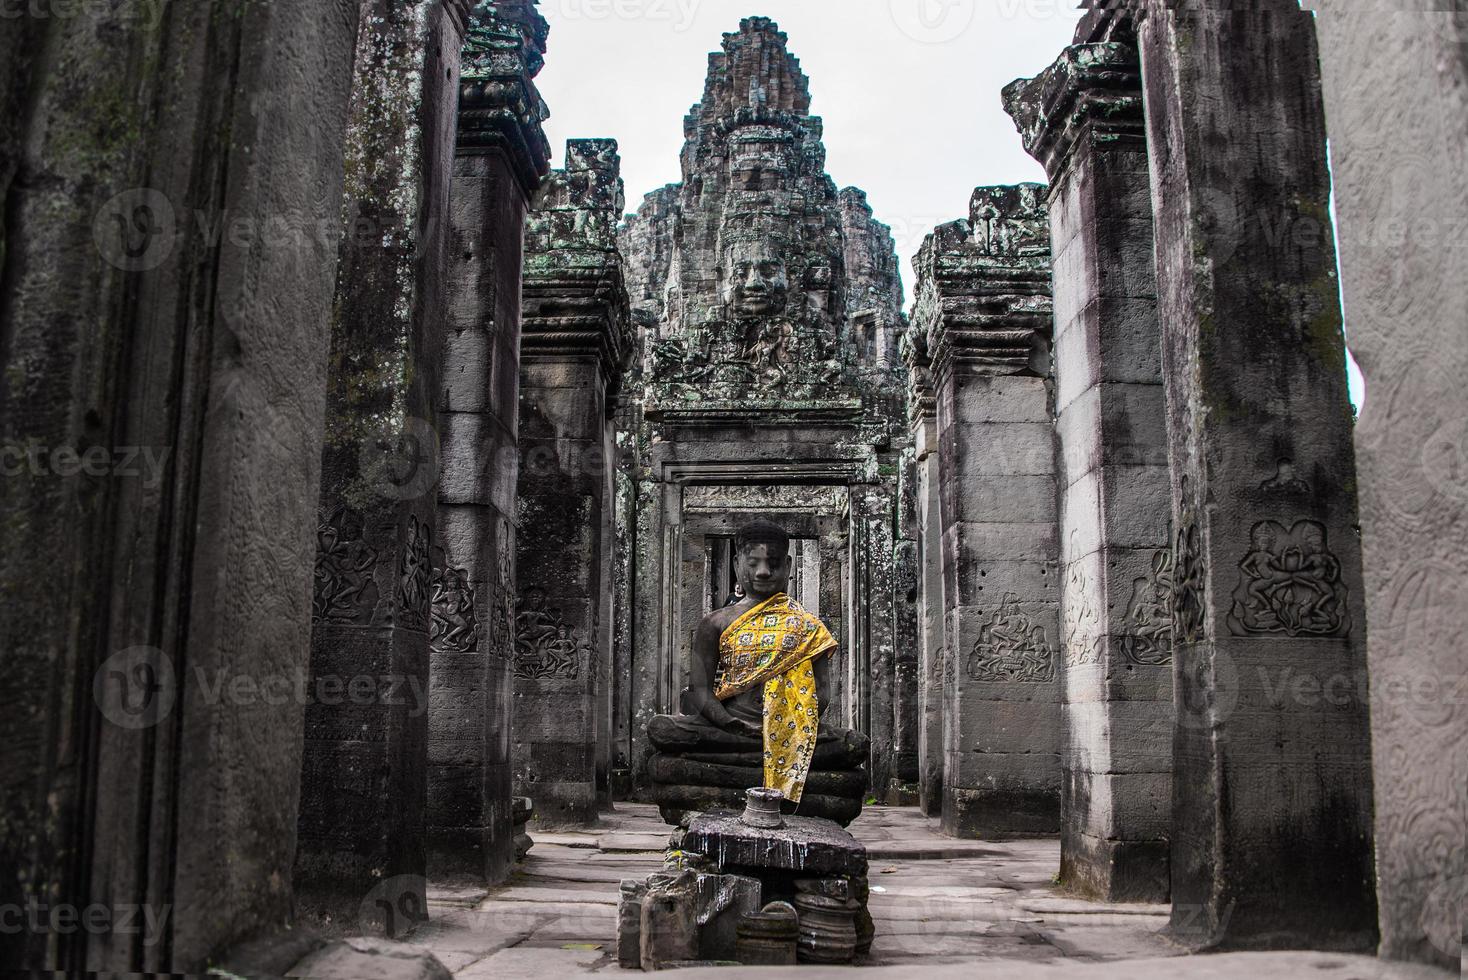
912, 185, 1062, 839
1005, 39, 1173, 902
620, 809, 874, 970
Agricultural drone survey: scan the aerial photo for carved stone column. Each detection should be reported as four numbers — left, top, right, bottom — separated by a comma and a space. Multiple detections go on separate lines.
429, 0, 551, 886
903, 331, 947, 817
513, 139, 632, 828
913, 186, 1061, 838
1005, 40, 1173, 903
1309, 4, 1468, 968
296, 0, 473, 934
1135, 0, 1377, 949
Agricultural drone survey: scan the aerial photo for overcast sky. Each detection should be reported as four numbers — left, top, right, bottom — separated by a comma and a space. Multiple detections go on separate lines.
533, 0, 1366, 407
535, 0, 1085, 302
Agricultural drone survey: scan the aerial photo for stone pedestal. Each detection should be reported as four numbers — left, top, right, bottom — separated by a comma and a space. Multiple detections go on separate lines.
513, 139, 632, 827
913, 186, 1061, 838
1005, 40, 1173, 903
1309, 3, 1468, 969
0, 2, 361, 971
1136, 0, 1376, 950
427, 0, 551, 887
296, 0, 472, 933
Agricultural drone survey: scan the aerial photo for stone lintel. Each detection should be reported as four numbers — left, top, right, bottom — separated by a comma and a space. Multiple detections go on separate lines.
1003, 43, 1146, 186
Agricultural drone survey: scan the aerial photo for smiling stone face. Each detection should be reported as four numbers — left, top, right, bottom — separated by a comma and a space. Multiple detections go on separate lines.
720, 241, 790, 318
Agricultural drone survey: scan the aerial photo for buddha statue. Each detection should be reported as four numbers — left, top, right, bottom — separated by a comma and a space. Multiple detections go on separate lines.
645, 520, 870, 825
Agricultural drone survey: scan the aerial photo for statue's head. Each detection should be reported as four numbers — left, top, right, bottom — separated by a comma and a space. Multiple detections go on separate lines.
733, 519, 793, 600
720, 239, 790, 318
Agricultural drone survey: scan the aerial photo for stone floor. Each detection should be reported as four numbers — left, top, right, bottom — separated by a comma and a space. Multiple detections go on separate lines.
399, 804, 1451, 979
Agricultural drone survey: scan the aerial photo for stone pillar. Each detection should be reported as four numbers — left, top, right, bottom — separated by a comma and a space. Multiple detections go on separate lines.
1135, 0, 1377, 950
903, 331, 948, 817
427, 0, 552, 887
891, 451, 923, 801
295, 0, 471, 933
1308, 3, 1467, 969
1005, 41, 1173, 902
513, 139, 632, 828
0, 1, 360, 972
913, 186, 1061, 838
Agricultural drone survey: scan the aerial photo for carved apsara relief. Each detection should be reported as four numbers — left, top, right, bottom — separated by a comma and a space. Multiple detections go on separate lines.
1227, 520, 1350, 638
314, 505, 380, 624
490, 514, 515, 660
514, 589, 588, 680
1120, 549, 1176, 667
1173, 491, 1207, 645
1062, 551, 1103, 668
967, 595, 1056, 683
398, 515, 431, 632
430, 564, 480, 654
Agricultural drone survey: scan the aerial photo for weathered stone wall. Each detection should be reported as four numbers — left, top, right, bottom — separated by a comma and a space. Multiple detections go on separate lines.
1005, 38, 1173, 903
0, 1, 360, 972
514, 139, 632, 828
913, 185, 1061, 839
296, 0, 470, 933
429, 0, 552, 886
1136, 0, 1377, 950
1308, 3, 1468, 969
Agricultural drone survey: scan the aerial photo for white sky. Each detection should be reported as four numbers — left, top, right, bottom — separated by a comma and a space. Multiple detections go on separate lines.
533, 0, 1367, 408
535, 0, 1086, 304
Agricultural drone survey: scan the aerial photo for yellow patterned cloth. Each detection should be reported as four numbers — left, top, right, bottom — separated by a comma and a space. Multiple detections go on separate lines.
714, 593, 837, 803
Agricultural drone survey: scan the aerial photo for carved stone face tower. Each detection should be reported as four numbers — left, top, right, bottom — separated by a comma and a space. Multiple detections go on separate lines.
624, 16, 899, 405
617, 18, 917, 800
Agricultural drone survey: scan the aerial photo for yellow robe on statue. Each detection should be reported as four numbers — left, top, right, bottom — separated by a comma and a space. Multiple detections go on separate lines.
714, 593, 837, 803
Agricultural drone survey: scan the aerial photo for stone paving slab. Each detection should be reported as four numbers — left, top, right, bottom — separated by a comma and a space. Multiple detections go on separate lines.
659, 951, 1452, 979
410, 805, 1439, 977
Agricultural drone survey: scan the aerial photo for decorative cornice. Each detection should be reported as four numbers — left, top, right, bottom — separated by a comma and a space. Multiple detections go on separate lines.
1002, 43, 1145, 184
522, 140, 634, 398
457, 0, 552, 195
900, 329, 936, 427
910, 185, 1053, 384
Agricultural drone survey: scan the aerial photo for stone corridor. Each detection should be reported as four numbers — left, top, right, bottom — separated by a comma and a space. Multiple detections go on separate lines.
343, 806, 1441, 978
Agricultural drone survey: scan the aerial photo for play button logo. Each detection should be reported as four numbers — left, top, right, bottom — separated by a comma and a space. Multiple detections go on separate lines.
890, 0, 976, 44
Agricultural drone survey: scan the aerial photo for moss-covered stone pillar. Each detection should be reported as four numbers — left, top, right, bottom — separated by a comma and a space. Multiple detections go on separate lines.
1136, 0, 1377, 950
296, 0, 474, 934
913, 186, 1061, 838
428, 0, 552, 887
513, 139, 632, 827
1005, 40, 1173, 903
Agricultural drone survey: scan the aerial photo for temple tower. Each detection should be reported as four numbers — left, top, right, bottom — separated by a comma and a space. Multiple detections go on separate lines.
618, 18, 912, 797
